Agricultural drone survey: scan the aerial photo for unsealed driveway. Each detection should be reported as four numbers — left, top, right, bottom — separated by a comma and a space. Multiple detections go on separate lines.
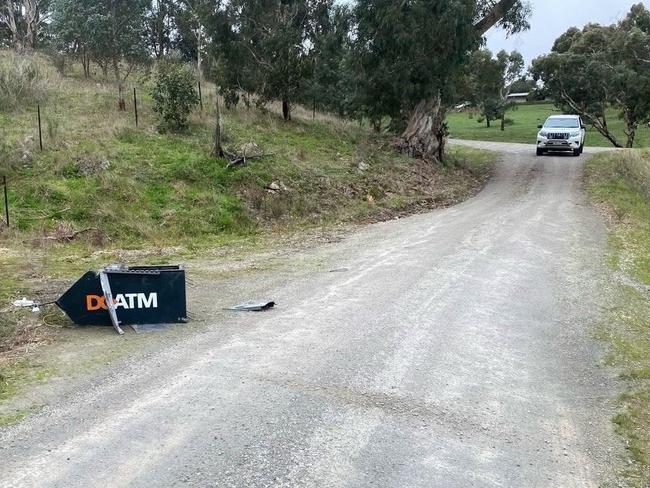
0, 141, 623, 487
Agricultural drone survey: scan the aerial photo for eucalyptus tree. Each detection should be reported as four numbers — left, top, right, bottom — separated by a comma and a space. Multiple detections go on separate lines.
1, 0, 23, 49
303, 2, 353, 117
50, 0, 149, 109
146, 0, 175, 59
1, 0, 49, 49
467, 49, 503, 128
352, 0, 530, 162
216, 0, 316, 121
50, 0, 95, 76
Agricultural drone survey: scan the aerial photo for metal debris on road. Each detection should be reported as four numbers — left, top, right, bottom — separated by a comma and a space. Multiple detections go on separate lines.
227, 301, 276, 312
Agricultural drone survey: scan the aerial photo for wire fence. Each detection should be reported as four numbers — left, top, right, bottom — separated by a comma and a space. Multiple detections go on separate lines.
2, 175, 8, 227
0, 78, 214, 229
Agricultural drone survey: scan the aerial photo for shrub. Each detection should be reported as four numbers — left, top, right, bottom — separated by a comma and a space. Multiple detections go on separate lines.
0, 52, 50, 111
150, 61, 199, 132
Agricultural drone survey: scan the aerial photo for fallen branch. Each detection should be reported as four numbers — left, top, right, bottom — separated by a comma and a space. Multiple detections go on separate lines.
29, 207, 71, 221
45, 227, 98, 241
225, 153, 273, 169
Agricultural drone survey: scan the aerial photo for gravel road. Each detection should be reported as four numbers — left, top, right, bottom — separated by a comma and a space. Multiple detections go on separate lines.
0, 141, 624, 487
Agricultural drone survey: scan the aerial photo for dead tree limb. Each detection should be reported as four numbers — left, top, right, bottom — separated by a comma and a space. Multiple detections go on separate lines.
212, 95, 225, 158
46, 227, 98, 241
225, 153, 273, 169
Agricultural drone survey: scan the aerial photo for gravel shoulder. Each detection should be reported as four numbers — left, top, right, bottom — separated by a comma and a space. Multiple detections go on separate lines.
0, 141, 626, 488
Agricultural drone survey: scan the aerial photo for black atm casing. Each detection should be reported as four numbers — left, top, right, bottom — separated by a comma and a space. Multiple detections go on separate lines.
56, 266, 187, 326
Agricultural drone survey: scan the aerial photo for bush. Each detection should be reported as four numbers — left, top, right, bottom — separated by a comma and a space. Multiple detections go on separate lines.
0, 52, 50, 111
150, 61, 199, 132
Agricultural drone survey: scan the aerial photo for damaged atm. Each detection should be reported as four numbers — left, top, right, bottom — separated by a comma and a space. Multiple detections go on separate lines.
56, 265, 187, 335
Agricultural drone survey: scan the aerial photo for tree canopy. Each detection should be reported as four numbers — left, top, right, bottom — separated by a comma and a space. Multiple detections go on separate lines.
8, 0, 531, 158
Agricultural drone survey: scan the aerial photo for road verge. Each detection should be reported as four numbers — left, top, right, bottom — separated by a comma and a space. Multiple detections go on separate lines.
0, 143, 496, 424
585, 149, 650, 486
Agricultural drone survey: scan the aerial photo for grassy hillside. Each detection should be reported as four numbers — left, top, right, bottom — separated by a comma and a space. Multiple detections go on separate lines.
447, 102, 650, 148
0, 52, 495, 352
0, 53, 492, 243
585, 150, 650, 486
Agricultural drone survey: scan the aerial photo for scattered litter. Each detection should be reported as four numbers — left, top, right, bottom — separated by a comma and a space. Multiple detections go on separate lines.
227, 301, 276, 312
12, 298, 43, 314
13, 298, 37, 308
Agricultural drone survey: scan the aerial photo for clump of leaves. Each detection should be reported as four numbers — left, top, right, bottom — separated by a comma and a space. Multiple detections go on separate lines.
150, 61, 199, 132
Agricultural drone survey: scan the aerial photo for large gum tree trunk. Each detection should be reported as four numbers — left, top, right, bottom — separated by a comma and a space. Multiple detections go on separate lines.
113, 59, 126, 111
398, 93, 447, 162
282, 97, 291, 121
3, 0, 21, 50
395, 0, 521, 162
624, 108, 637, 148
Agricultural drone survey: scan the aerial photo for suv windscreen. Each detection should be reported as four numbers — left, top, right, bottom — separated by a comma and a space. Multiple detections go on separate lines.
544, 118, 579, 128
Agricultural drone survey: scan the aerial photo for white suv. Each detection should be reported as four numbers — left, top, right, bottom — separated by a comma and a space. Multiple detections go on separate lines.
536, 115, 586, 157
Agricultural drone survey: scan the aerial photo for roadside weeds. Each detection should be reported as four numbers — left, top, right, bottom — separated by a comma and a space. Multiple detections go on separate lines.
585, 149, 650, 487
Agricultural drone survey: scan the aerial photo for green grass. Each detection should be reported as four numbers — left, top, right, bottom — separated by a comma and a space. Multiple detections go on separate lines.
447, 102, 650, 148
0, 359, 56, 402
585, 149, 650, 486
0, 64, 492, 247
0, 410, 28, 427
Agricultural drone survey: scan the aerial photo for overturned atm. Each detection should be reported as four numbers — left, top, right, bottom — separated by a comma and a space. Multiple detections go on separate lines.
56, 265, 187, 335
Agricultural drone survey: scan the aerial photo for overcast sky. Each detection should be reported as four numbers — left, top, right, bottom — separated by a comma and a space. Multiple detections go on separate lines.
486, 0, 643, 67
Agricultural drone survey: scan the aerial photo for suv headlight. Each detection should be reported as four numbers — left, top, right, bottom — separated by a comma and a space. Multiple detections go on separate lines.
570, 131, 580, 138
539, 130, 548, 137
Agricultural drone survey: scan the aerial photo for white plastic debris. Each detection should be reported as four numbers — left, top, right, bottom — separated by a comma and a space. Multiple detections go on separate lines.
13, 297, 36, 308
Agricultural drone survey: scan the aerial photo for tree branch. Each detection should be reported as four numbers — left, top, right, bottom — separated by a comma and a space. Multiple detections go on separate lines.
474, 0, 519, 36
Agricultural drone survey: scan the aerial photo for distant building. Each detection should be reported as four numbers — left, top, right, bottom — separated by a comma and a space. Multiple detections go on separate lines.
507, 92, 530, 103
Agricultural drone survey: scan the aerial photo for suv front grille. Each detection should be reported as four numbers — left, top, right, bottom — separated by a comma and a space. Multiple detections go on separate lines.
548, 132, 569, 140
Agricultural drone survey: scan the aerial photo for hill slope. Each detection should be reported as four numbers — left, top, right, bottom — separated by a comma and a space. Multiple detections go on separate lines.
0, 52, 494, 351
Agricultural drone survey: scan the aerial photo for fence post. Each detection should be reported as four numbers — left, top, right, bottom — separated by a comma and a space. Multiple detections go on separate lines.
3, 175, 8, 227
37, 105, 43, 150
133, 88, 139, 128
198, 80, 203, 112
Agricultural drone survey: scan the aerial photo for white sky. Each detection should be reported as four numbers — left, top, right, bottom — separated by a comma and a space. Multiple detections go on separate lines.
486, 0, 643, 67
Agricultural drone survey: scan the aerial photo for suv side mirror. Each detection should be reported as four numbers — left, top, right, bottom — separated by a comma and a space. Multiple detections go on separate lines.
537, 124, 543, 129
581, 125, 586, 130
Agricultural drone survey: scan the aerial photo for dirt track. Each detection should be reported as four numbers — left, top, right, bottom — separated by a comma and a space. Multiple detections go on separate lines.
0, 141, 624, 487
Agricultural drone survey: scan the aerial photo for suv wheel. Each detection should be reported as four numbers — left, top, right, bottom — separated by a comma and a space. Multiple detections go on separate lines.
579, 144, 584, 154
536, 148, 544, 156
572, 148, 581, 157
